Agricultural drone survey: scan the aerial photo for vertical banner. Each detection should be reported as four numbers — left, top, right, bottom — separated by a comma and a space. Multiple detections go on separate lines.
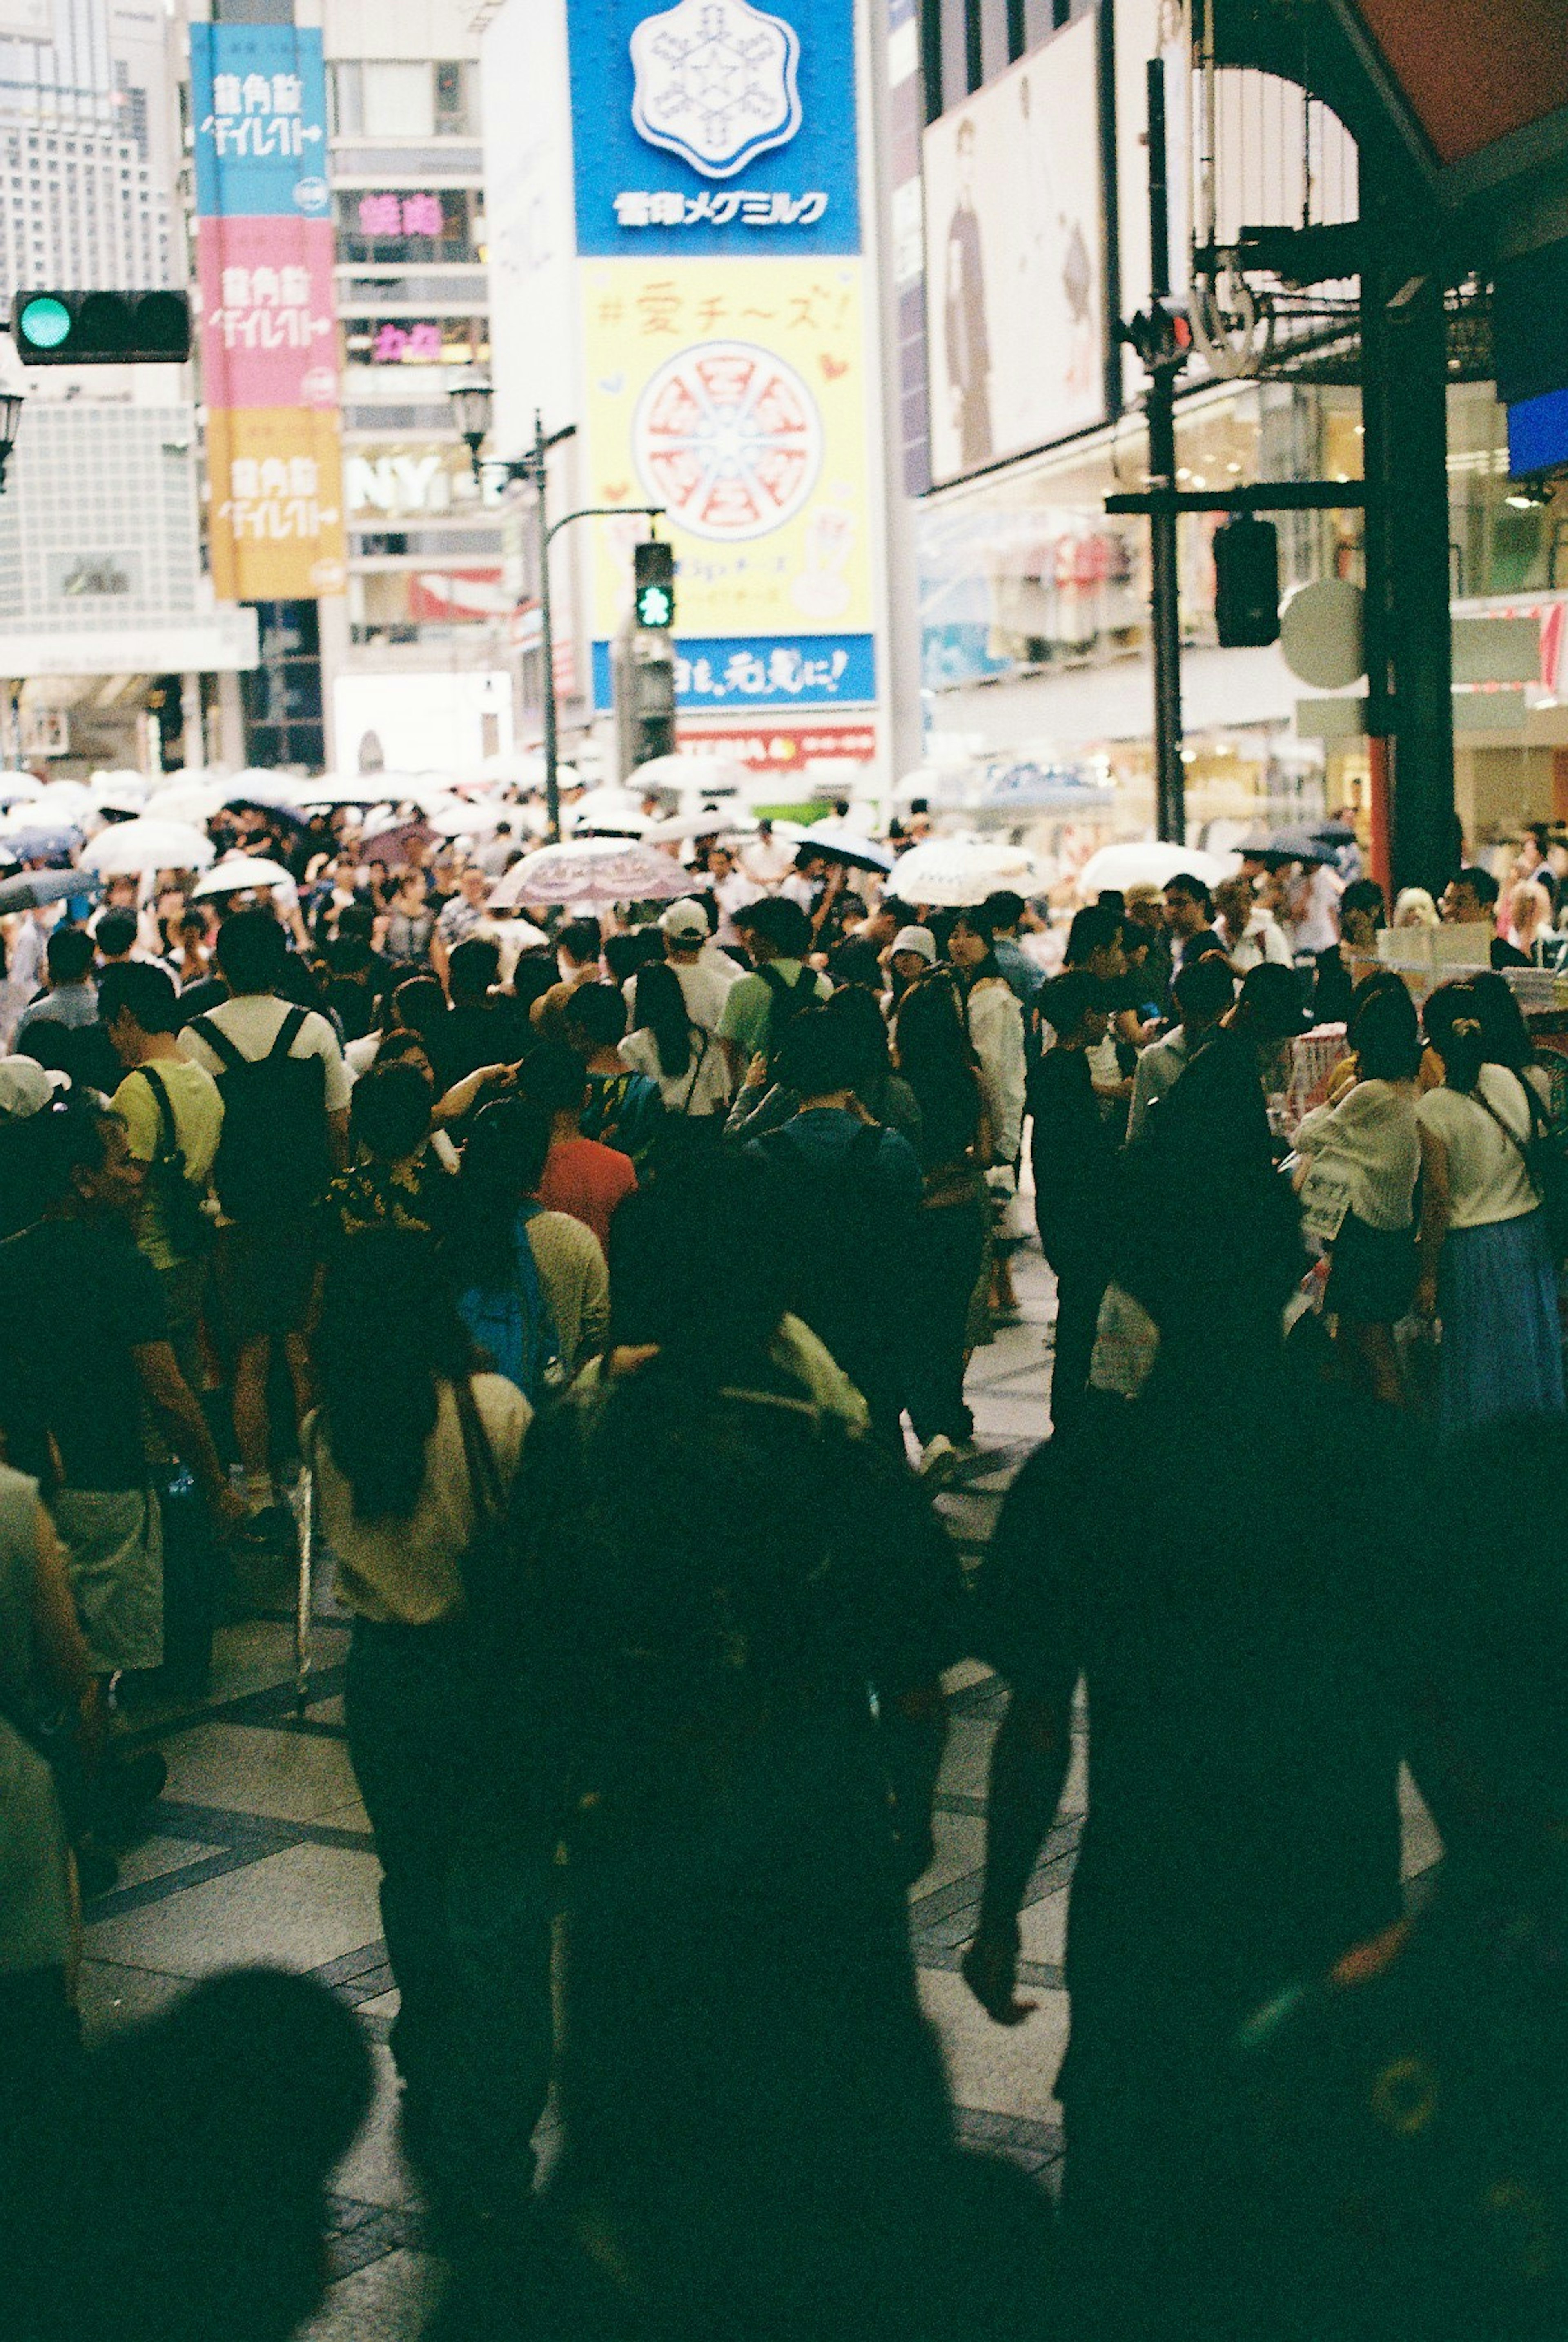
191, 22, 346, 599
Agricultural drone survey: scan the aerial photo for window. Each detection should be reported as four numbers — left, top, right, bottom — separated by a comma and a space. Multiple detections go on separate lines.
330, 60, 362, 137
434, 60, 475, 136
361, 62, 434, 139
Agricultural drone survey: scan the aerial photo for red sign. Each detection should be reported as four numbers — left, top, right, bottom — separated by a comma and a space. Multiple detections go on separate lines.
677, 720, 877, 768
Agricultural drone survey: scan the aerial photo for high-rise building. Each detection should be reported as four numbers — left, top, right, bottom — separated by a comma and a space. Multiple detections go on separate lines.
320, 0, 513, 775
0, 0, 254, 772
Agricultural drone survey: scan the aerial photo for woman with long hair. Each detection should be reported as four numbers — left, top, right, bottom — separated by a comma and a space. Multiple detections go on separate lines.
450, 1098, 609, 1388
892, 973, 988, 1477
307, 1231, 544, 2202
618, 958, 729, 1120
947, 907, 1026, 1322
1416, 981, 1564, 1436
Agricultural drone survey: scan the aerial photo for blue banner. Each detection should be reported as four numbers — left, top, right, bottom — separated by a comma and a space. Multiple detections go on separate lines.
593, 631, 875, 710
191, 23, 331, 221
568, 0, 859, 258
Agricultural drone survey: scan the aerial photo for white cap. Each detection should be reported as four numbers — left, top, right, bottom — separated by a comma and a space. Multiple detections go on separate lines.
0, 1055, 65, 1117
659, 897, 710, 940
891, 925, 938, 964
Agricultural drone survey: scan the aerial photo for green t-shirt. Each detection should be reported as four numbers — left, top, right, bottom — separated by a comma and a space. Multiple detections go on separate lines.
717, 959, 831, 1064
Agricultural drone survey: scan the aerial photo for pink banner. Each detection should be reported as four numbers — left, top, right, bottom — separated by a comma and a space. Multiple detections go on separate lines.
196, 214, 338, 410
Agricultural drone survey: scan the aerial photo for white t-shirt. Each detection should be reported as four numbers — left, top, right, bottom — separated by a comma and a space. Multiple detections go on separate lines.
1416, 1065, 1544, 1229
620, 1023, 731, 1116
178, 991, 352, 1114
625, 954, 734, 1036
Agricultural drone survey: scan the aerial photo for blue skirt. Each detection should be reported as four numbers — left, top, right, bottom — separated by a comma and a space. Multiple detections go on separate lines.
1438, 1208, 1565, 1440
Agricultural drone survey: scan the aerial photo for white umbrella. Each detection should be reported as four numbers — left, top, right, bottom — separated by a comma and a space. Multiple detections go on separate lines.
643, 805, 758, 843
79, 817, 215, 874
33, 780, 94, 822
190, 854, 294, 898
627, 753, 748, 798
889, 836, 1042, 908
92, 782, 152, 819
145, 780, 225, 827
0, 771, 39, 807
1075, 842, 1236, 898
0, 799, 81, 841
223, 771, 301, 812
568, 788, 651, 837
488, 836, 692, 909
423, 796, 509, 838
793, 821, 895, 876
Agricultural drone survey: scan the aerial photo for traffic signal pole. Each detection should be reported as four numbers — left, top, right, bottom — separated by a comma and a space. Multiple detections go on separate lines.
1145, 59, 1185, 847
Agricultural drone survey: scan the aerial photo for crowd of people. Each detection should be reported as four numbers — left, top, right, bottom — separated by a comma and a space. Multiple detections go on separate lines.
2, 780, 1567, 2340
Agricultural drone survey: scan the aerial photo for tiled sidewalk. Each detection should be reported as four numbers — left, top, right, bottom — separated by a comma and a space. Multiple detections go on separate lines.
80, 1250, 1440, 2337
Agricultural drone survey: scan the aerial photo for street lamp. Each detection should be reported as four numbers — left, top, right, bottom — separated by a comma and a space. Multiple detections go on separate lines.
447, 379, 664, 842
0, 388, 24, 493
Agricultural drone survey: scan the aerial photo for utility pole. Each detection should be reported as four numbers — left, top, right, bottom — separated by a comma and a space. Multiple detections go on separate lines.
532, 407, 566, 845
1145, 56, 1185, 846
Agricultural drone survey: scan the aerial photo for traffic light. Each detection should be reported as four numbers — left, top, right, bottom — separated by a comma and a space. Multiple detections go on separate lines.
633, 537, 675, 631
1124, 298, 1192, 375
611, 626, 677, 779
13, 289, 192, 366
1213, 513, 1280, 647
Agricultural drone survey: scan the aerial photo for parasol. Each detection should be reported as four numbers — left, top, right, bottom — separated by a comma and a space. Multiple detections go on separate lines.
793, 822, 895, 875
79, 818, 216, 875
190, 854, 295, 898
0, 867, 99, 913
487, 836, 693, 909
889, 836, 1042, 908
1075, 842, 1237, 898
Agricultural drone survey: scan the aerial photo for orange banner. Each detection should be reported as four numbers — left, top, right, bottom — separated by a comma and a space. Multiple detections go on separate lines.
206, 407, 347, 600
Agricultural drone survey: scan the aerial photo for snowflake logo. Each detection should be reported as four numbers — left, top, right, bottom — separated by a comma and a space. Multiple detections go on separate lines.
629, 0, 803, 181
633, 341, 822, 541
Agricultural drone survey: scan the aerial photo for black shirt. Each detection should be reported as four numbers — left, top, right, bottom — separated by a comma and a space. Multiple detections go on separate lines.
987, 1373, 1416, 2084
1027, 1047, 1120, 1269
0, 1214, 167, 1488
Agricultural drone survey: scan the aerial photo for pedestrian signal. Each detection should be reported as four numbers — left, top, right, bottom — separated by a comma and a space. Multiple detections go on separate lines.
1213, 513, 1281, 648
633, 538, 675, 631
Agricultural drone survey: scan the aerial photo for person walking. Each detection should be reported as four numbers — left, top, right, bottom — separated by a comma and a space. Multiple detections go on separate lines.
893, 972, 988, 1480
1028, 973, 1122, 1437
1415, 981, 1564, 1436
307, 1233, 548, 2213
948, 907, 1026, 1324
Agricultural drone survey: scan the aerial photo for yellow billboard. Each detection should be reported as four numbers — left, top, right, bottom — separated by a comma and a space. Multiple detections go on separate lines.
581, 257, 872, 642
206, 407, 348, 601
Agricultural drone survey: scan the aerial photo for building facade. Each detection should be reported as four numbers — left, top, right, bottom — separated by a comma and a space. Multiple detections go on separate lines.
318, 0, 513, 775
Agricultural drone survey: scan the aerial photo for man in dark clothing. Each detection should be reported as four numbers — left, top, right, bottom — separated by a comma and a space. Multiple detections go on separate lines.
963, 1349, 1425, 2341
1118, 960, 1306, 1359
1028, 972, 1120, 1437
748, 1007, 921, 1447
1161, 871, 1226, 974
430, 937, 528, 1089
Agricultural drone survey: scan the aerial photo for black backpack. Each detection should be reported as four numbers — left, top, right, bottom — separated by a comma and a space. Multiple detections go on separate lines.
192, 1007, 330, 1224
757, 962, 822, 1080
136, 1065, 212, 1260
753, 1120, 904, 1395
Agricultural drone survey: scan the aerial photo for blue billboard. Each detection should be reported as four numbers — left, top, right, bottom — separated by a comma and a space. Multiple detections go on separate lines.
190, 23, 331, 221
592, 631, 876, 711
567, 0, 860, 258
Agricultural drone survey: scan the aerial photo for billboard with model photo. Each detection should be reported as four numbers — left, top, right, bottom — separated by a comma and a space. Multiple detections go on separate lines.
922, 11, 1106, 486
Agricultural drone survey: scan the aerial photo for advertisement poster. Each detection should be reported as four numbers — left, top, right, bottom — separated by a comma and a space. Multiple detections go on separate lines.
567, 0, 859, 258
189, 22, 331, 220
581, 256, 873, 696
922, 11, 1105, 485
206, 408, 347, 601
195, 216, 338, 410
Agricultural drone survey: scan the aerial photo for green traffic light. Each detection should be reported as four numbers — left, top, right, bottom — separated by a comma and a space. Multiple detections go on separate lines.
637, 584, 674, 628
18, 295, 70, 350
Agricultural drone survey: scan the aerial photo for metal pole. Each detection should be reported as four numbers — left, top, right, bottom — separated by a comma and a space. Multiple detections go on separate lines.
534, 407, 563, 844
1146, 57, 1185, 846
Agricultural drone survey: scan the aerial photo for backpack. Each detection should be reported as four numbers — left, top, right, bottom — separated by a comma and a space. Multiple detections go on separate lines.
191, 1006, 331, 1224
753, 1120, 902, 1391
136, 1065, 212, 1261
757, 962, 822, 1080
457, 1202, 565, 1406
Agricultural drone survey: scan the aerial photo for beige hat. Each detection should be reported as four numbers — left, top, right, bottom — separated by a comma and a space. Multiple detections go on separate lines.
891, 925, 938, 964
659, 897, 710, 940
0, 1055, 66, 1118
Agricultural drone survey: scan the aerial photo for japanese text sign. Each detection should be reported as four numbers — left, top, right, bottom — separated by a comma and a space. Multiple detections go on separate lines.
191, 23, 331, 221
567, 0, 859, 257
